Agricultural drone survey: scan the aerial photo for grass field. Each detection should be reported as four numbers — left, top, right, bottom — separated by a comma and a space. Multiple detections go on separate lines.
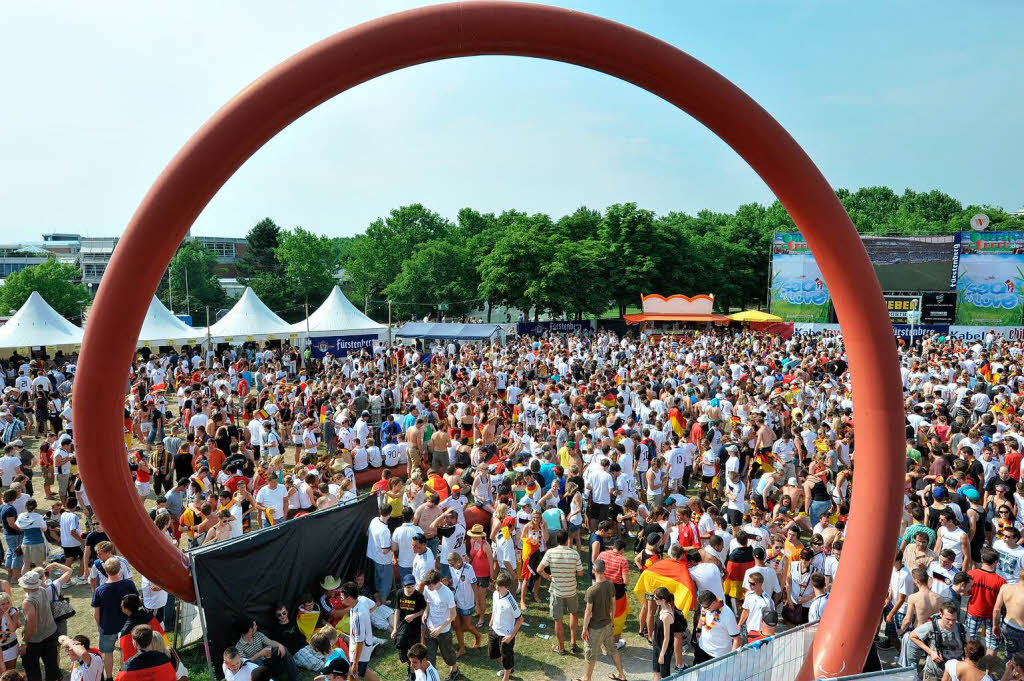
873, 261, 952, 292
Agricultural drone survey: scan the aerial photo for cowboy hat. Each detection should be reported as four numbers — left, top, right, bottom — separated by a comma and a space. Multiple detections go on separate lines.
320, 575, 342, 591
467, 524, 486, 538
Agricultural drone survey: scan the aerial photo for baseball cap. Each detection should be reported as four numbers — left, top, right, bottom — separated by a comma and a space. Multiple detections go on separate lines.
932, 486, 947, 499
324, 656, 350, 676
402, 574, 416, 586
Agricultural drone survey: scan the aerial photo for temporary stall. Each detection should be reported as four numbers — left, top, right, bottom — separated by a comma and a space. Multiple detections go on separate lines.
290, 286, 385, 337
137, 296, 205, 347
205, 287, 297, 343
0, 291, 84, 355
394, 322, 505, 343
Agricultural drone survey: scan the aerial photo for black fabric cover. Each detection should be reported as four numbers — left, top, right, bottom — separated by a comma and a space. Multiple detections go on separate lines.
190, 494, 377, 675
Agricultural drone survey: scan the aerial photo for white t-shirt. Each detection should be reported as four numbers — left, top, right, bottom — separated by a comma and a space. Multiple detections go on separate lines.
742, 565, 781, 597
256, 484, 287, 520
392, 523, 421, 568
440, 524, 467, 565
698, 605, 741, 657
889, 567, 914, 614
590, 470, 614, 504
59, 511, 81, 548
994, 540, 1024, 584
89, 556, 132, 586
367, 517, 392, 565
70, 652, 103, 681
741, 590, 772, 632
142, 575, 168, 610
689, 562, 726, 601
413, 548, 435, 585
491, 590, 522, 637
223, 661, 259, 681
808, 593, 828, 623
424, 584, 456, 633
0, 456, 21, 486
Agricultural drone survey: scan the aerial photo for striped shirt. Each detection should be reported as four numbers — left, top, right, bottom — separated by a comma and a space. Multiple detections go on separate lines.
596, 549, 630, 585
414, 663, 441, 681
539, 546, 583, 598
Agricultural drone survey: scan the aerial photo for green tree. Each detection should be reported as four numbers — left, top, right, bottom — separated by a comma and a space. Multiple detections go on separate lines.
0, 259, 90, 320
385, 239, 479, 318
236, 218, 283, 280
556, 206, 603, 241
599, 203, 666, 316
347, 204, 452, 316
531, 239, 609, 319
478, 215, 554, 319
159, 241, 225, 316
275, 227, 340, 316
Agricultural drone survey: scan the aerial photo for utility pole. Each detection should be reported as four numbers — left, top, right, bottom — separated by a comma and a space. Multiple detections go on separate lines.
304, 297, 310, 369
185, 265, 191, 317
388, 299, 393, 347
168, 263, 174, 314
205, 306, 212, 358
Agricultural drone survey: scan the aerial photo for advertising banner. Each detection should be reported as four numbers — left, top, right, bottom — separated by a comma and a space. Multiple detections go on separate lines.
770, 233, 831, 322
884, 294, 922, 324
921, 291, 957, 324
516, 320, 592, 335
955, 231, 1024, 325
308, 333, 378, 358
948, 326, 1024, 342
891, 324, 949, 340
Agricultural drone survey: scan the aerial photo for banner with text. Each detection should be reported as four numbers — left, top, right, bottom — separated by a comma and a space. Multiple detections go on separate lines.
955, 231, 1024, 326
884, 294, 922, 324
516, 320, 593, 335
308, 333, 378, 358
921, 291, 957, 324
770, 233, 830, 322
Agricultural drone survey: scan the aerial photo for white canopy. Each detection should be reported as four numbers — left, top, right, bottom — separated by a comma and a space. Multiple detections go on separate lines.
206, 287, 296, 343
291, 286, 386, 337
138, 297, 205, 347
0, 291, 84, 354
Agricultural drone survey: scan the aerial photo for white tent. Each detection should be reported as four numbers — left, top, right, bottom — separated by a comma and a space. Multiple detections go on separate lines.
290, 286, 386, 338
137, 297, 205, 347
206, 287, 297, 343
0, 291, 84, 354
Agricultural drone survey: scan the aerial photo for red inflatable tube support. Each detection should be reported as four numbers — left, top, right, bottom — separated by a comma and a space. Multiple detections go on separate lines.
74, 3, 903, 677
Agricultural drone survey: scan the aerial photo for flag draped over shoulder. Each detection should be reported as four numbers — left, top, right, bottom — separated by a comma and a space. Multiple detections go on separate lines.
668, 407, 685, 438
724, 545, 755, 600
631, 558, 696, 615
613, 584, 629, 638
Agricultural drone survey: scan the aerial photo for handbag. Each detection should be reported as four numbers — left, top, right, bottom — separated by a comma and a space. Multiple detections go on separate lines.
49, 584, 76, 622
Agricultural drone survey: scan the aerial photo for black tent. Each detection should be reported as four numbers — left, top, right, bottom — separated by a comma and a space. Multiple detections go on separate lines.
189, 494, 377, 677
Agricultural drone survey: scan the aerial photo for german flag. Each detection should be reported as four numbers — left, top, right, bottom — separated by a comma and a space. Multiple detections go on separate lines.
631, 557, 696, 614
724, 545, 755, 600
114, 651, 176, 681
118, 611, 167, 661
668, 406, 685, 438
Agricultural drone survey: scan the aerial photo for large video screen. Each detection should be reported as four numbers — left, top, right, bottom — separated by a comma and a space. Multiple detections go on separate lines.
861, 235, 955, 292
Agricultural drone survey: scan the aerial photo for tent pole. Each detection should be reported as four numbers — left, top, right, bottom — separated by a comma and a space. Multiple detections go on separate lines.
388, 300, 392, 347
304, 297, 310, 369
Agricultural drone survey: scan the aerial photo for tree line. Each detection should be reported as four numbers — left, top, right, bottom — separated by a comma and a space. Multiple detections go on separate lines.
2, 187, 1020, 321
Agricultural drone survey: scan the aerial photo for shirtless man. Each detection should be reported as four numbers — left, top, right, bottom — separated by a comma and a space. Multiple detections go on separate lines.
899, 567, 945, 636
994, 569, 1024, 656
316, 483, 339, 509
428, 427, 452, 473
781, 477, 805, 512
413, 492, 443, 555
406, 417, 425, 475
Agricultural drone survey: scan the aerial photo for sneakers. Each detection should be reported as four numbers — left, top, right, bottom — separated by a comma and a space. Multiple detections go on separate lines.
615, 639, 626, 649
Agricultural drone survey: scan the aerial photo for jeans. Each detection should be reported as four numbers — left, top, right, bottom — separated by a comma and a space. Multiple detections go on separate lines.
373, 560, 393, 599
809, 500, 831, 526
23, 632, 60, 681
4, 534, 23, 570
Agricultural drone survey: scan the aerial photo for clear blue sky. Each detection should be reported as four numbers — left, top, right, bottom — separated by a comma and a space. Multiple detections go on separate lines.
2, 1, 1021, 240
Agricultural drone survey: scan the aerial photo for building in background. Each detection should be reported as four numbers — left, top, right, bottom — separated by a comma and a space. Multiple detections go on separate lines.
0, 232, 247, 294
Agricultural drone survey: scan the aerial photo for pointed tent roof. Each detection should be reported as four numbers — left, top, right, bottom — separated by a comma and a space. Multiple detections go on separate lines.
291, 286, 385, 336
138, 297, 204, 347
206, 287, 296, 342
0, 291, 84, 353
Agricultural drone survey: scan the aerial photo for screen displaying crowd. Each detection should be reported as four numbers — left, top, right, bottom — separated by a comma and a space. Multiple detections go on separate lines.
1, 326, 1023, 681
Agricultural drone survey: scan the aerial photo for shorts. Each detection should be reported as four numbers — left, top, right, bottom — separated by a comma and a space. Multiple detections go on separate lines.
488, 632, 516, 670
1006, 621, 1024, 656
99, 632, 118, 653
430, 450, 448, 470
457, 605, 476, 617
589, 502, 609, 522
57, 474, 71, 496
42, 467, 55, 484
475, 576, 491, 589
667, 477, 684, 492
965, 613, 999, 651
569, 518, 583, 532
550, 593, 579, 619
701, 475, 715, 485
583, 622, 616, 663
356, 661, 371, 679
22, 542, 46, 568
648, 494, 664, 509
426, 629, 456, 666
62, 545, 83, 561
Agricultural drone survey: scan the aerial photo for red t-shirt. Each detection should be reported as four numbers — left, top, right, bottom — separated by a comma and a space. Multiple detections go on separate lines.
967, 568, 1006, 618
1005, 452, 1023, 481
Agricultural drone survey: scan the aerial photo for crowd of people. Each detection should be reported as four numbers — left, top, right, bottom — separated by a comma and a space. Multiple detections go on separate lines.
5, 325, 1024, 681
